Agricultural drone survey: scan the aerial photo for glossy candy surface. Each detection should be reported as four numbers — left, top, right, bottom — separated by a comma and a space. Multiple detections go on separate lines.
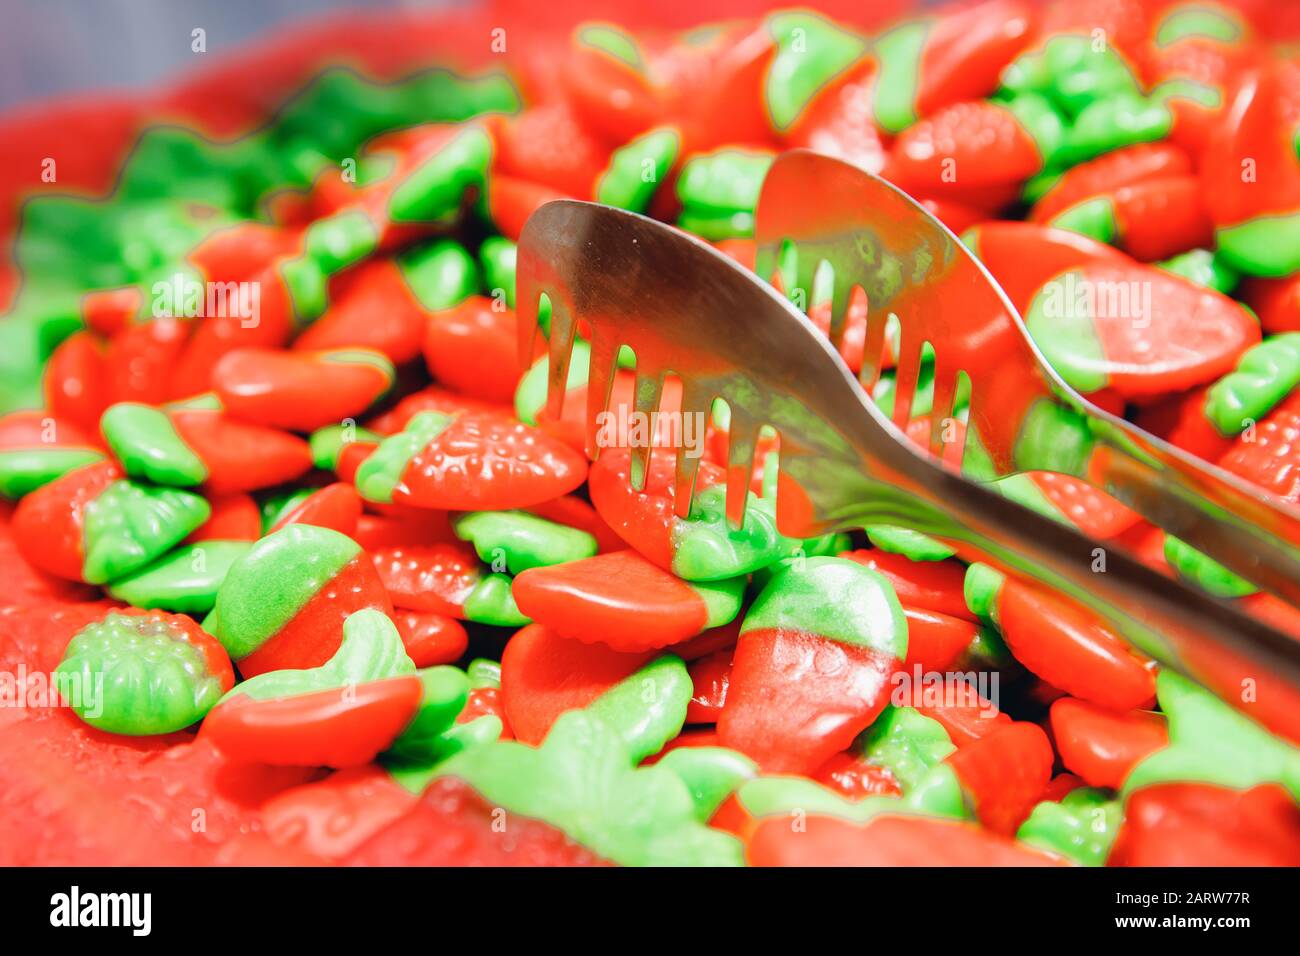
3, 0, 1300, 869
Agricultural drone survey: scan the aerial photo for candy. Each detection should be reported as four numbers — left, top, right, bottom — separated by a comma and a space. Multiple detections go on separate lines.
436, 710, 743, 866
1017, 787, 1121, 866
211, 524, 393, 676
717, 557, 907, 774
595, 127, 681, 213
55, 607, 234, 735
202, 608, 419, 766
42, 331, 110, 435
1049, 697, 1169, 790
1201, 61, 1300, 276
140, 397, 313, 493
100, 402, 208, 486
1022, 259, 1259, 398
675, 148, 775, 239
309, 423, 382, 470
186, 492, 260, 542
267, 482, 363, 537
0, 410, 103, 499
1044, 175, 1214, 261
356, 410, 587, 510
371, 542, 527, 626
14, 459, 210, 584
422, 296, 521, 404
6, 0, 1300, 870
762, 11, 868, 134
989, 572, 1156, 711
212, 347, 395, 431
393, 610, 468, 668
293, 240, 478, 363
452, 508, 596, 573
106, 539, 250, 613
512, 550, 744, 651
886, 95, 1064, 209
1217, 387, 1300, 503
946, 721, 1055, 834
588, 449, 791, 580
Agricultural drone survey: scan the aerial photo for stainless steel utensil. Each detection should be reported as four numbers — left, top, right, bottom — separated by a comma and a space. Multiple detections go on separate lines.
515, 197, 1300, 744
754, 149, 1300, 608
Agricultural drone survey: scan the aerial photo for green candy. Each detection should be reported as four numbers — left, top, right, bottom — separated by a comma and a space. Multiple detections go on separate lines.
676, 149, 774, 240
438, 709, 744, 866
596, 127, 680, 213
106, 540, 251, 613
100, 402, 207, 486
386, 666, 472, 761
1216, 213, 1300, 277
1049, 196, 1117, 245
964, 562, 1006, 625
1154, 5, 1242, 46
385, 715, 504, 793
514, 340, 589, 425
735, 761, 968, 824
1059, 92, 1172, 166
1156, 248, 1240, 295
860, 706, 957, 791
872, 18, 928, 133
309, 422, 382, 470
693, 575, 748, 630
1002, 92, 1067, 167
671, 485, 793, 580
577, 23, 643, 67
259, 485, 315, 533
655, 747, 757, 821
1123, 670, 1300, 801
742, 556, 908, 660
212, 524, 360, 661
279, 255, 330, 328
1163, 535, 1257, 598
55, 610, 227, 735
864, 524, 957, 561
467, 657, 501, 689
749, 529, 853, 591
764, 11, 867, 132
223, 607, 415, 703
478, 236, 518, 309
988, 473, 1066, 526
452, 509, 597, 574
587, 654, 693, 764
1001, 36, 1141, 120
1017, 787, 1121, 867
954, 623, 1013, 671
0, 446, 103, 499
398, 239, 479, 312
355, 410, 454, 504
1204, 334, 1300, 437
462, 572, 530, 627
1023, 269, 1111, 394
81, 480, 210, 585
1014, 398, 1094, 474
388, 127, 493, 224
304, 209, 380, 274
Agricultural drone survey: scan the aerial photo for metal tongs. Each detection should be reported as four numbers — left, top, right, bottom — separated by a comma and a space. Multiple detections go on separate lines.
515, 153, 1300, 745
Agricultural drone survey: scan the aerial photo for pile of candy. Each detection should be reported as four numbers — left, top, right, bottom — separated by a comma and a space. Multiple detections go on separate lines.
2, 0, 1300, 866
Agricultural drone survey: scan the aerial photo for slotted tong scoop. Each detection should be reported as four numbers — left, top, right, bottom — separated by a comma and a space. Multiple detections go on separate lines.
515, 150, 1300, 744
